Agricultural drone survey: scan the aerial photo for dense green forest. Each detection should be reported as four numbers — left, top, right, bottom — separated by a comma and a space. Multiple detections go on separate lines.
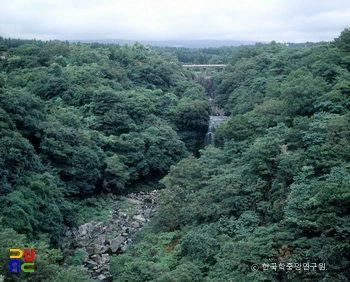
1, 28, 350, 281
0, 36, 211, 281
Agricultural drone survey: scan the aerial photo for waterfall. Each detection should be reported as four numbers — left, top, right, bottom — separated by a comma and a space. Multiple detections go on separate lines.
205, 119, 215, 146
205, 116, 230, 146
194, 75, 229, 146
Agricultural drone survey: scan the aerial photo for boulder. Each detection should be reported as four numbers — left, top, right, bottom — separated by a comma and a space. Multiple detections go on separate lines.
86, 245, 95, 255
95, 235, 108, 246
129, 221, 140, 229
109, 236, 124, 253
74, 237, 90, 247
99, 264, 110, 272
86, 260, 98, 268
97, 274, 113, 282
91, 255, 102, 264
101, 254, 110, 263
78, 223, 90, 236
98, 245, 109, 254
133, 215, 146, 222
127, 198, 142, 204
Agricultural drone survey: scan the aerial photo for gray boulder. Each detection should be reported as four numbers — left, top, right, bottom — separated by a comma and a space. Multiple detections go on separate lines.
109, 236, 124, 253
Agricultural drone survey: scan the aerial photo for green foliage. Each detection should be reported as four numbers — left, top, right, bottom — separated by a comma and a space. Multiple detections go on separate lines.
0, 228, 73, 282
159, 155, 203, 206
332, 27, 350, 53
39, 41, 70, 66
175, 98, 209, 129
66, 249, 88, 266
218, 211, 259, 239
0, 38, 212, 258
103, 154, 130, 191
180, 229, 219, 264
74, 196, 113, 225
112, 29, 350, 281
0, 134, 42, 190
3, 29, 350, 281
117, 197, 138, 217
280, 68, 329, 117
48, 266, 94, 282
110, 231, 181, 282
158, 263, 203, 282
0, 89, 45, 137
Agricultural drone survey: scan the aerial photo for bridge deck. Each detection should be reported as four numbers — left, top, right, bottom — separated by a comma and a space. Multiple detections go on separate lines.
183, 64, 227, 68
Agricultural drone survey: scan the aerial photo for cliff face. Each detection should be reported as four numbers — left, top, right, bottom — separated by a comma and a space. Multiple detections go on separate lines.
195, 76, 226, 116
195, 76, 215, 99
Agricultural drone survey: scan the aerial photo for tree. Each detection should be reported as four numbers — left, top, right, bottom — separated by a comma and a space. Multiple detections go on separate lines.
332, 27, 350, 53
280, 68, 329, 118
39, 41, 70, 65
103, 154, 130, 192
0, 89, 45, 138
175, 98, 209, 130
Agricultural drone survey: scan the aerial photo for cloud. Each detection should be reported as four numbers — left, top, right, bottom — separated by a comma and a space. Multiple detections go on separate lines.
0, 0, 349, 42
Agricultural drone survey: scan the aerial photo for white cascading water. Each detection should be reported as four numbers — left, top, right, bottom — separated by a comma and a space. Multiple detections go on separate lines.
205, 116, 230, 146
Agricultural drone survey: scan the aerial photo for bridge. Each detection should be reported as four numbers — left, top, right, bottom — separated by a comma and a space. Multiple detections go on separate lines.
183, 64, 227, 75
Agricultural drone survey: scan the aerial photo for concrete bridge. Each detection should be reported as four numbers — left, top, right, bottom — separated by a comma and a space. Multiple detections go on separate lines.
183, 64, 227, 75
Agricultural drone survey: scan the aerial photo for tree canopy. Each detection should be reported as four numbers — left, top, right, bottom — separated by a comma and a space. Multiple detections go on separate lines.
1, 28, 350, 281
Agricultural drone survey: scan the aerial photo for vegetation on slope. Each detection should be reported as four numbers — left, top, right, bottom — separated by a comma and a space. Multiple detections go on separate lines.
1, 28, 350, 281
110, 28, 350, 281
0, 37, 209, 281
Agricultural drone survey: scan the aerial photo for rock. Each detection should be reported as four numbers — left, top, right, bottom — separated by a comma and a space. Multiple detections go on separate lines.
65, 229, 72, 236
78, 223, 90, 236
109, 236, 124, 253
99, 264, 110, 272
91, 255, 102, 264
98, 245, 109, 254
95, 235, 108, 246
108, 193, 118, 201
97, 274, 113, 282
121, 226, 129, 233
83, 254, 89, 263
86, 260, 98, 268
129, 221, 140, 229
61, 190, 160, 281
120, 244, 127, 253
74, 237, 90, 247
86, 245, 95, 255
127, 198, 143, 205
143, 209, 154, 218
133, 215, 147, 222
101, 254, 110, 263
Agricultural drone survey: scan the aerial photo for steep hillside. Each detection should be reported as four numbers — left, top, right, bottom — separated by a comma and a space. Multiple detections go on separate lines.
0, 38, 209, 281
1, 28, 350, 281
110, 29, 350, 282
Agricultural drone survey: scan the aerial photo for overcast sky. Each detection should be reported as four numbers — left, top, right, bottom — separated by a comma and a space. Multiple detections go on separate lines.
1, 0, 349, 43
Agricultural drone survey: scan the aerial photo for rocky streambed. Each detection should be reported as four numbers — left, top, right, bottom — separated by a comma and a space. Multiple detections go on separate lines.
61, 190, 159, 282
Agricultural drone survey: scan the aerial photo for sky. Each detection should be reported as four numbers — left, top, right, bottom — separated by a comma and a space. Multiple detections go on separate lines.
1, 0, 349, 43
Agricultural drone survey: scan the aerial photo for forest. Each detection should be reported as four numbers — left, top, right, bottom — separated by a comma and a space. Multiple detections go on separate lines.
0, 27, 350, 281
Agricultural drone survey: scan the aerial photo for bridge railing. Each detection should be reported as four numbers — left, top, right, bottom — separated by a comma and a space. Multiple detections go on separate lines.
182, 64, 227, 68
183, 64, 227, 75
